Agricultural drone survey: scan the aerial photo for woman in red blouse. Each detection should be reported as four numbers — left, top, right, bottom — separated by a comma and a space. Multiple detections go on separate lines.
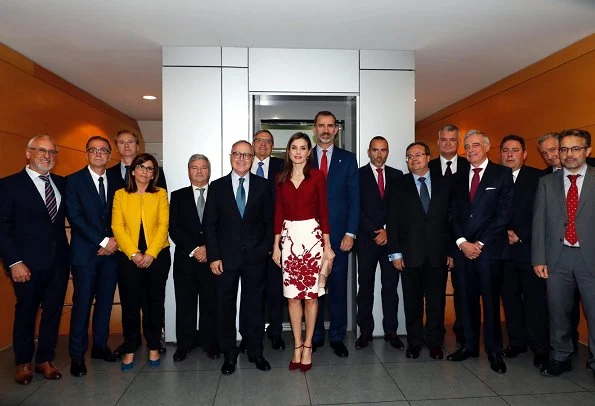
272, 132, 334, 372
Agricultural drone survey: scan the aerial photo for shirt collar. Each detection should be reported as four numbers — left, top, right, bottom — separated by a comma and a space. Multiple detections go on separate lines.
317, 144, 334, 155
412, 171, 430, 183
563, 163, 588, 178
369, 162, 385, 171
25, 165, 49, 179
439, 154, 458, 165
472, 158, 489, 171
192, 183, 209, 192
87, 165, 106, 181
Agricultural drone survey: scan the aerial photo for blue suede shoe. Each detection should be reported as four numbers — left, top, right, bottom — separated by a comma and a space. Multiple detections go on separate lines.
148, 358, 160, 368
120, 360, 134, 372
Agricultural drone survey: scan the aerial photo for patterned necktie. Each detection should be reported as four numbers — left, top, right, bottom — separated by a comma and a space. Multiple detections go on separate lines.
256, 161, 265, 178
38, 175, 57, 222
418, 176, 430, 214
197, 187, 205, 222
98, 176, 107, 208
236, 178, 246, 217
320, 149, 328, 177
565, 174, 580, 245
445, 161, 453, 176
376, 167, 385, 199
469, 167, 482, 202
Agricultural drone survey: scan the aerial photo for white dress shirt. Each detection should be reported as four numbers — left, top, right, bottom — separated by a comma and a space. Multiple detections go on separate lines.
440, 154, 460, 175
251, 156, 270, 179
189, 183, 209, 257
87, 166, 109, 248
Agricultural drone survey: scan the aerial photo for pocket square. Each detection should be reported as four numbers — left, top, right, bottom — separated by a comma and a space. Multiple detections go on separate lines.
486, 187, 496, 190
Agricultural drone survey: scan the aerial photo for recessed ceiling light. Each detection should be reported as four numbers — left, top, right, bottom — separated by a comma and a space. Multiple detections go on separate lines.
143, 95, 157, 100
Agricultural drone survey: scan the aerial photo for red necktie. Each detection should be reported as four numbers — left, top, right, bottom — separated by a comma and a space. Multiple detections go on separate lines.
321, 149, 328, 177
565, 174, 580, 245
469, 167, 482, 202
376, 168, 384, 198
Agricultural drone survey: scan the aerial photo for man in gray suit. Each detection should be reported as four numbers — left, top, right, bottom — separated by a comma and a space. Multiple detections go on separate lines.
532, 128, 595, 378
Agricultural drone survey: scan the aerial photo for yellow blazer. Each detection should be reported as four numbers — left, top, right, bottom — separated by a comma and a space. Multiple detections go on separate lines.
112, 188, 170, 259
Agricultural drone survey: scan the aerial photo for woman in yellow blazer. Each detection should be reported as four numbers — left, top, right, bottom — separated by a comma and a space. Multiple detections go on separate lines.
112, 153, 170, 371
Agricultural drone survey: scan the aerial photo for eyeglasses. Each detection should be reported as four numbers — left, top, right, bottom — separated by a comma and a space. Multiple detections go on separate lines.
254, 138, 272, 145
406, 152, 428, 161
28, 147, 58, 156
559, 146, 588, 154
230, 152, 254, 160
86, 147, 111, 155
135, 164, 155, 173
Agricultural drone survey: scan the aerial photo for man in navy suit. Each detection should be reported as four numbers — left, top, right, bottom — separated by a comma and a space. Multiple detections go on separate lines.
65, 136, 120, 377
355, 136, 403, 350
311, 111, 360, 358
0, 135, 70, 385
447, 130, 513, 374
204, 140, 273, 375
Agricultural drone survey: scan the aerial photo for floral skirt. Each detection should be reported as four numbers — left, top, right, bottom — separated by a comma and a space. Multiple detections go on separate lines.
280, 218, 325, 299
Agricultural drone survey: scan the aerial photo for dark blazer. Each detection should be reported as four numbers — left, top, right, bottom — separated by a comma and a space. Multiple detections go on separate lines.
507, 165, 543, 264
268, 156, 284, 202
204, 173, 273, 270
106, 162, 168, 190
312, 146, 359, 244
358, 164, 402, 241
449, 161, 513, 259
429, 155, 470, 178
169, 185, 206, 259
0, 170, 69, 270
65, 167, 119, 266
387, 173, 452, 268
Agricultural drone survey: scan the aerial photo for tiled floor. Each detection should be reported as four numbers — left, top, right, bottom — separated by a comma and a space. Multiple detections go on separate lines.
1, 331, 594, 405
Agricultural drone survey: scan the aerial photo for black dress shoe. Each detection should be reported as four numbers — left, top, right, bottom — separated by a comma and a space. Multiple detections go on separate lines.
429, 346, 444, 360
312, 339, 324, 353
384, 332, 405, 350
541, 359, 572, 377
502, 345, 527, 358
533, 353, 549, 371
447, 348, 479, 362
158, 344, 167, 354
238, 339, 247, 353
406, 345, 422, 359
355, 335, 372, 350
248, 355, 271, 371
489, 354, 507, 374
270, 336, 286, 351
330, 341, 349, 357
173, 349, 187, 362
91, 346, 117, 362
221, 350, 240, 375
206, 345, 221, 360
70, 360, 87, 377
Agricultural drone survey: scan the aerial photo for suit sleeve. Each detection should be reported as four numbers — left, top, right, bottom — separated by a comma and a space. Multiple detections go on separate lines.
274, 181, 284, 235
531, 177, 547, 265
156, 167, 168, 190
204, 183, 221, 263
0, 178, 20, 266
358, 170, 378, 239
316, 171, 330, 234
477, 168, 513, 245
65, 176, 105, 247
146, 189, 170, 258
169, 191, 198, 255
345, 154, 360, 235
448, 182, 464, 242
111, 190, 139, 258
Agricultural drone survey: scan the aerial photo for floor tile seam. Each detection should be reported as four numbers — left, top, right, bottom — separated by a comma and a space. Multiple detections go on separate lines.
211, 372, 222, 406
500, 389, 595, 397
456, 361, 502, 396
114, 364, 147, 406
16, 377, 49, 406
376, 352, 408, 402
560, 373, 595, 391
407, 394, 508, 401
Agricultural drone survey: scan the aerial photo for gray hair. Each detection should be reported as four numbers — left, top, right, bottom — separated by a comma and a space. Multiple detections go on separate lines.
188, 154, 211, 170
438, 124, 459, 138
27, 135, 57, 150
464, 129, 489, 145
536, 132, 559, 147
231, 140, 255, 154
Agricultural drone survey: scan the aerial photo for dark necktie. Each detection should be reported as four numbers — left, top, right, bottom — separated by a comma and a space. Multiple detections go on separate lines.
376, 167, 384, 199
445, 161, 453, 176
39, 175, 57, 223
320, 149, 328, 177
469, 167, 482, 202
197, 187, 205, 222
236, 178, 246, 217
98, 176, 107, 208
124, 165, 130, 182
256, 161, 265, 178
565, 174, 580, 245
418, 176, 430, 214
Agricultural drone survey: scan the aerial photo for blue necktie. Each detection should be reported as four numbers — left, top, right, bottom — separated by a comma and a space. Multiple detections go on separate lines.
256, 161, 265, 178
236, 178, 246, 217
418, 176, 430, 214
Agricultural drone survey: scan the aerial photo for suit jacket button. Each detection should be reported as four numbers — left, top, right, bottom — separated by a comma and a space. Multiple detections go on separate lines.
469, 214, 474, 218
560, 238, 563, 242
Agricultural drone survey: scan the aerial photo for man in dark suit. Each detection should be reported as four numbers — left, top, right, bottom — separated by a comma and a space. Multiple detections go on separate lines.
311, 111, 360, 358
387, 142, 452, 360
427, 124, 469, 348
355, 136, 403, 350
204, 140, 273, 375
498, 135, 549, 370
0, 135, 70, 385
170, 154, 219, 362
533, 129, 595, 377
65, 136, 120, 377
447, 130, 513, 374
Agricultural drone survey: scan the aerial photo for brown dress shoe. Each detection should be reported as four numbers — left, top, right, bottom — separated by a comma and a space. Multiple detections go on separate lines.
15, 363, 33, 385
35, 361, 62, 380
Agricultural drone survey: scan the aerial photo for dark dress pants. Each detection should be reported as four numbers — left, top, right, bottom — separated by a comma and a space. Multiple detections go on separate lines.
500, 259, 549, 355
356, 237, 399, 338
118, 249, 170, 353
173, 256, 217, 351
402, 261, 445, 347
450, 267, 466, 344
69, 255, 118, 361
12, 262, 69, 365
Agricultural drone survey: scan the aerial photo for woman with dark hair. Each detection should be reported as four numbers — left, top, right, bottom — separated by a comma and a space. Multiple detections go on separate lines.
272, 132, 333, 372
112, 153, 170, 371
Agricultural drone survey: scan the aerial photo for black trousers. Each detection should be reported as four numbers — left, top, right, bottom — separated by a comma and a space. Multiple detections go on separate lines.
173, 255, 217, 351
118, 249, 170, 353
401, 261, 446, 347
217, 259, 266, 358
12, 262, 69, 365
356, 238, 399, 337
500, 259, 549, 355
450, 268, 465, 344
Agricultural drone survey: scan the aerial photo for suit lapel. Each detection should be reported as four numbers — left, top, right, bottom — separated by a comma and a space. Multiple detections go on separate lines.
82, 169, 105, 211
427, 175, 441, 215
406, 175, 426, 216
577, 167, 595, 215
185, 186, 201, 225
551, 170, 566, 215
470, 162, 492, 205
312, 149, 319, 170
20, 170, 54, 217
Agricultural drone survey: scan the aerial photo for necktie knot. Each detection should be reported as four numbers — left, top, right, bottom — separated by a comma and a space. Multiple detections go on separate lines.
446, 161, 452, 167
375, 167, 385, 198
473, 167, 482, 175
239, 177, 245, 185
418, 176, 426, 183
98, 176, 104, 184
258, 162, 264, 168
39, 174, 50, 184
199, 187, 205, 196
256, 161, 265, 177
568, 174, 580, 184
323, 149, 327, 156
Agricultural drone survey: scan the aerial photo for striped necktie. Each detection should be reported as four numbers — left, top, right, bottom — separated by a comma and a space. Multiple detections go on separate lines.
39, 175, 57, 222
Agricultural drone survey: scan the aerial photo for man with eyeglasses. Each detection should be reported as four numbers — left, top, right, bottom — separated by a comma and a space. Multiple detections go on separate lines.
204, 140, 273, 375
386, 142, 451, 360
447, 130, 513, 374
64, 136, 120, 377
0, 135, 70, 385
533, 129, 595, 378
